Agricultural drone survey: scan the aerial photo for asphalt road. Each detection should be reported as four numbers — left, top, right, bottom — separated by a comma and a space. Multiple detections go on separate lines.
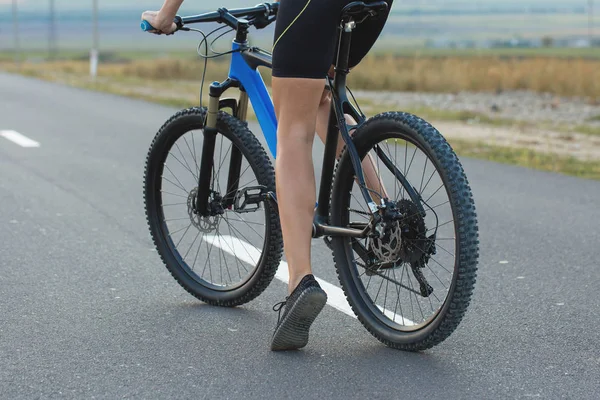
1, 72, 599, 399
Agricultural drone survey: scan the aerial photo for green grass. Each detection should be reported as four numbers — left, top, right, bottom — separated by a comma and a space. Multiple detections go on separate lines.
449, 139, 600, 180
573, 124, 600, 136
587, 114, 600, 122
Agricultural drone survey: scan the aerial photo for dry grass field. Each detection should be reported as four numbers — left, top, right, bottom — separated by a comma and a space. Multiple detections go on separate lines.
3, 54, 600, 100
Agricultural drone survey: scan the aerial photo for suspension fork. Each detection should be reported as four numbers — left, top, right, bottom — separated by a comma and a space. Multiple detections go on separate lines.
196, 79, 244, 216
223, 90, 248, 208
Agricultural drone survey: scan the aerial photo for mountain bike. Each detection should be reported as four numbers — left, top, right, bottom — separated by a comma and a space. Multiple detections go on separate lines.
142, 2, 479, 351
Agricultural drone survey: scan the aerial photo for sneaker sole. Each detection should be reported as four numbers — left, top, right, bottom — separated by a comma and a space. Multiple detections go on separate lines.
270, 287, 328, 351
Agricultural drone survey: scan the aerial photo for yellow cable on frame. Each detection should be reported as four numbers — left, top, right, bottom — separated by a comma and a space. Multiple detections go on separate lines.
272, 0, 313, 51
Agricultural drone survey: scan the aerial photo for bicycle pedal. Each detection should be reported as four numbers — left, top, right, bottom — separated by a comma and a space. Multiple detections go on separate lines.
234, 185, 267, 213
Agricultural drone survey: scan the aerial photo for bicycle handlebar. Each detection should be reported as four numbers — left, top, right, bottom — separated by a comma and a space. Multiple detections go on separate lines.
141, 2, 279, 33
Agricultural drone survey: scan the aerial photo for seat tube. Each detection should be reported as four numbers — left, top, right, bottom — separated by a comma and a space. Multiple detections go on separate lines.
332, 21, 379, 215
316, 103, 340, 221
335, 22, 354, 75
315, 24, 354, 221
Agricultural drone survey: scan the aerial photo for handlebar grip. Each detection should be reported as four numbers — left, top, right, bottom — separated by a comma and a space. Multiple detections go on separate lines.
140, 20, 155, 32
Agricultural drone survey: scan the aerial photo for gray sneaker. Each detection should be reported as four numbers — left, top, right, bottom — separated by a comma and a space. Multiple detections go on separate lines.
271, 274, 327, 351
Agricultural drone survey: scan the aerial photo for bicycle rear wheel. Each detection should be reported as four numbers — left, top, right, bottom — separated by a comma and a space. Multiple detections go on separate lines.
144, 107, 282, 306
330, 112, 479, 351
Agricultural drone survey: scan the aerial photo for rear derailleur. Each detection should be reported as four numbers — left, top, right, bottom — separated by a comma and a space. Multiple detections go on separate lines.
357, 199, 437, 297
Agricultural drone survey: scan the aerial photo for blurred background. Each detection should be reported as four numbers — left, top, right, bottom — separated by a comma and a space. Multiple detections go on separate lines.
1, 0, 599, 178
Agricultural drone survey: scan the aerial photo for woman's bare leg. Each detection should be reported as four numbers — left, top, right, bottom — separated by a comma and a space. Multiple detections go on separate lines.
272, 77, 325, 294
315, 88, 390, 201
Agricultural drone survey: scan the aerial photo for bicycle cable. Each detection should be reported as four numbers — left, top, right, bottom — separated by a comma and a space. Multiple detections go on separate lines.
346, 85, 365, 119
186, 25, 240, 107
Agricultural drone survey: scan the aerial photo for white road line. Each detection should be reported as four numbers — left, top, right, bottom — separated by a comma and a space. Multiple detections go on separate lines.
0, 130, 40, 148
205, 234, 415, 326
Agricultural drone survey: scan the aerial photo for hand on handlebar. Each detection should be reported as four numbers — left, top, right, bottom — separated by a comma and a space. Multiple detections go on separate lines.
141, 10, 177, 34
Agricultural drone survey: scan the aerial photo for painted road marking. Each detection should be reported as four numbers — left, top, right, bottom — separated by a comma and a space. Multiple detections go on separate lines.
205, 234, 415, 326
0, 130, 40, 148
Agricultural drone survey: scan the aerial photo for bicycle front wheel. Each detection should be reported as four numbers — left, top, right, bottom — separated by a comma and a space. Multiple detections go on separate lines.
330, 112, 479, 351
144, 107, 282, 307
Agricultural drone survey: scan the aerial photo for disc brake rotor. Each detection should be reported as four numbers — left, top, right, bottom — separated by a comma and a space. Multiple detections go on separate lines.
187, 187, 220, 233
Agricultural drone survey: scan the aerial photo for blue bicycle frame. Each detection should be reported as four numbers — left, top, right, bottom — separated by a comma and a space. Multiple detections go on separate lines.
228, 43, 278, 158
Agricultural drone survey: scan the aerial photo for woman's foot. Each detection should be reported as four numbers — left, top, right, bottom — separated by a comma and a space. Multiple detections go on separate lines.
271, 274, 327, 351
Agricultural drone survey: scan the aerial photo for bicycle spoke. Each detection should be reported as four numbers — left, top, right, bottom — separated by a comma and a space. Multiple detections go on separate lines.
419, 157, 429, 194
223, 213, 264, 239
375, 147, 383, 196
217, 231, 234, 284
162, 176, 188, 194
350, 192, 369, 214
183, 135, 200, 177
174, 143, 197, 181
365, 270, 374, 291
428, 219, 454, 232
164, 164, 188, 193
391, 140, 398, 199
174, 223, 193, 248
413, 237, 455, 241
405, 146, 418, 180
222, 218, 259, 266
161, 190, 188, 198
391, 266, 406, 325
165, 217, 193, 222
420, 168, 437, 196
431, 242, 455, 258
410, 240, 453, 276
425, 183, 445, 203
219, 164, 253, 200
169, 223, 192, 237
183, 230, 202, 260
217, 223, 247, 277
218, 232, 224, 285
383, 270, 390, 312
406, 268, 426, 322
402, 265, 416, 323
190, 231, 205, 274
221, 177, 259, 199
372, 273, 386, 305
224, 216, 265, 226
200, 234, 215, 280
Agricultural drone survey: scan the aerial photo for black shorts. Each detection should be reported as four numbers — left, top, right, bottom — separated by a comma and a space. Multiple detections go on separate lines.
272, 0, 392, 79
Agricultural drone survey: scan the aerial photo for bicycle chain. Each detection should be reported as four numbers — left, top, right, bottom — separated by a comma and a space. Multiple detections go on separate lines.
348, 208, 372, 216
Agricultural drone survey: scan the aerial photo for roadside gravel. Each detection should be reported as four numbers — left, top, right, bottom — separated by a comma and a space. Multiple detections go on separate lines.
355, 89, 600, 127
